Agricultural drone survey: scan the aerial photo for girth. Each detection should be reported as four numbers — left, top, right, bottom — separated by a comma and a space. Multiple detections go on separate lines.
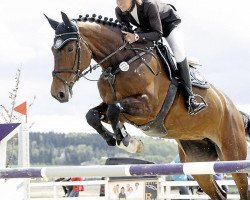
136, 78, 179, 137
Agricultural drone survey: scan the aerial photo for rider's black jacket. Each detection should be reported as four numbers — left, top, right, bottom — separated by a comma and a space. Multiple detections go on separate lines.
115, 0, 181, 42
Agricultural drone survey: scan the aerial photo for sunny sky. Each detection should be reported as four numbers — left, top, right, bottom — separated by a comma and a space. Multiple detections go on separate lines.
0, 0, 250, 134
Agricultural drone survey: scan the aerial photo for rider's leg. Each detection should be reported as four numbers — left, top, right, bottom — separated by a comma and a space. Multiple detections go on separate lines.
178, 58, 207, 114
165, 24, 207, 115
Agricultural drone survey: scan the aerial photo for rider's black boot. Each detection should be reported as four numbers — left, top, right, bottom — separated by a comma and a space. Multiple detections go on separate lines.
177, 58, 207, 115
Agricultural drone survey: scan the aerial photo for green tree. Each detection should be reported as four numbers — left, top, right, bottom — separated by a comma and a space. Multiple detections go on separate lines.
29, 132, 178, 166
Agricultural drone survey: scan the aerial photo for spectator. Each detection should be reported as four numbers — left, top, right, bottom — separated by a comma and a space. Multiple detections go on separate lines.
118, 187, 126, 200
110, 184, 119, 199
67, 177, 84, 197
134, 182, 141, 198
127, 186, 135, 199
126, 183, 131, 193
55, 177, 72, 197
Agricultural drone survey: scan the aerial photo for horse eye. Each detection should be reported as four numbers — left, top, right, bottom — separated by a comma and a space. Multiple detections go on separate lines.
67, 46, 74, 53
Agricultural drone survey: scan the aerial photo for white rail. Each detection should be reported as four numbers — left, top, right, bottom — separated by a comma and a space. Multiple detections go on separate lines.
29, 179, 243, 200
159, 180, 240, 199
30, 180, 106, 200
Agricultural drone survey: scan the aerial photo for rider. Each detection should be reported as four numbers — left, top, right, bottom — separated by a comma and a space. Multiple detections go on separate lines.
115, 0, 207, 115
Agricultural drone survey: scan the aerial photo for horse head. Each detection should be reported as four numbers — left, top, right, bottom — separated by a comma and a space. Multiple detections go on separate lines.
45, 12, 92, 102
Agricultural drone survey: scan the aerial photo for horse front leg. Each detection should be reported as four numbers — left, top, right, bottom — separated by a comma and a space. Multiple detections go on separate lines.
86, 103, 116, 146
107, 95, 152, 153
107, 102, 130, 146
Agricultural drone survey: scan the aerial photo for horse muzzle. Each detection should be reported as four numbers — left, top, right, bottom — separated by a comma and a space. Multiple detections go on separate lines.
51, 82, 72, 103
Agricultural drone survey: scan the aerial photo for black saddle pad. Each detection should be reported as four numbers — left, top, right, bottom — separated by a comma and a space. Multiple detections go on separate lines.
156, 43, 210, 89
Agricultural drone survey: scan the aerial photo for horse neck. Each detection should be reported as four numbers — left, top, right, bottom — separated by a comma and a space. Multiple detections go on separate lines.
78, 22, 125, 68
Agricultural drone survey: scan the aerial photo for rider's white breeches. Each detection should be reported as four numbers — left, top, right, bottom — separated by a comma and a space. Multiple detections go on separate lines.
165, 24, 186, 63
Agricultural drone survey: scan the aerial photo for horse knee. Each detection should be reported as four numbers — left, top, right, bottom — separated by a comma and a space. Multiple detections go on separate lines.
107, 103, 123, 122
86, 109, 100, 127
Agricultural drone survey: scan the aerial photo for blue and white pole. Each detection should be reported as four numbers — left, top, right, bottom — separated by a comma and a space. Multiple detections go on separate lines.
0, 160, 250, 179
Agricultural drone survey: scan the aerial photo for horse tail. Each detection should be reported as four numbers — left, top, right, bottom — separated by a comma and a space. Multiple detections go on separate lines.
240, 111, 250, 141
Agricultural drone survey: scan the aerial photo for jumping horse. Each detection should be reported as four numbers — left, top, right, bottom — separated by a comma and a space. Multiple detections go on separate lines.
45, 12, 250, 199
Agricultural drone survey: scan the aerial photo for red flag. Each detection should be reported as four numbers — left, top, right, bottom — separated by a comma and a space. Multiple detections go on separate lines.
14, 102, 27, 115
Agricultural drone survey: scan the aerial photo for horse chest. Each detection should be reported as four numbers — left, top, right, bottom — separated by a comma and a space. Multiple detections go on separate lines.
99, 65, 149, 102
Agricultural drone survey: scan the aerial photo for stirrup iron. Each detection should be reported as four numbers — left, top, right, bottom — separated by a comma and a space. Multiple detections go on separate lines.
188, 94, 208, 115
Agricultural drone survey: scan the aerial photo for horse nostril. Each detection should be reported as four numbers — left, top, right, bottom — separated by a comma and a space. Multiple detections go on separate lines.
58, 92, 65, 100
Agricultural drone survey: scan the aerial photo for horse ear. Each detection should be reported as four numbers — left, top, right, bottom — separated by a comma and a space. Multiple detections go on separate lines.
61, 12, 73, 28
44, 14, 59, 30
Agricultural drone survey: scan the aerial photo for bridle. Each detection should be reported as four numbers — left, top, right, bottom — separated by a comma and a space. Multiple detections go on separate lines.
52, 24, 129, 89
52, 29, 92, 91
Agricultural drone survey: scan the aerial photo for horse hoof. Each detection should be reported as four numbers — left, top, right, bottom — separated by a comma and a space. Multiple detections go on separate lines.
107, 138, 116, 146
131, 138, 144, 153
122, 136, 130, 147
117, 137, 144, 154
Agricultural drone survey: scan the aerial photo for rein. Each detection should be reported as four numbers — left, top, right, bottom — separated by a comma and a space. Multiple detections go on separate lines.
80, 41, 128, 81
125, 44, 160, 76
52, 23, 160, 92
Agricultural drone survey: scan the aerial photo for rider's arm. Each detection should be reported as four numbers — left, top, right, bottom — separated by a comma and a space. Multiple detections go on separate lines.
136, 3, 163, 42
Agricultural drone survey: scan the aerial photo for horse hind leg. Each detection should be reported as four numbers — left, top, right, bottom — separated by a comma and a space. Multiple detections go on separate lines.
215, 144, 249, 200
218, 133, 249, 199
219, 149, 249, 200
192, 175, 227, 200
179, 140, 227, 200
231, 173, 249, 200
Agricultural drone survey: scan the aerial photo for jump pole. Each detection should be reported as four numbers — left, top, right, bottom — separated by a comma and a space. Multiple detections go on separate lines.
0, 160, 250, 179
0, 122, 29, 200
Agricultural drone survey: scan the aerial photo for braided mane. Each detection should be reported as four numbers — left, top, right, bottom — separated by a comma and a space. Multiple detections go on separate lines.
75, 14, 133, 32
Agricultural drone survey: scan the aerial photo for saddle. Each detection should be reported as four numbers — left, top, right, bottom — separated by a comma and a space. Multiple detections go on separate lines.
156, 42, 210, 89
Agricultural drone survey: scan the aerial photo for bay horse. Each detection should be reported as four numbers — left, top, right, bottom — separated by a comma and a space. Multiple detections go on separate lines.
45, 12, 250, 199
